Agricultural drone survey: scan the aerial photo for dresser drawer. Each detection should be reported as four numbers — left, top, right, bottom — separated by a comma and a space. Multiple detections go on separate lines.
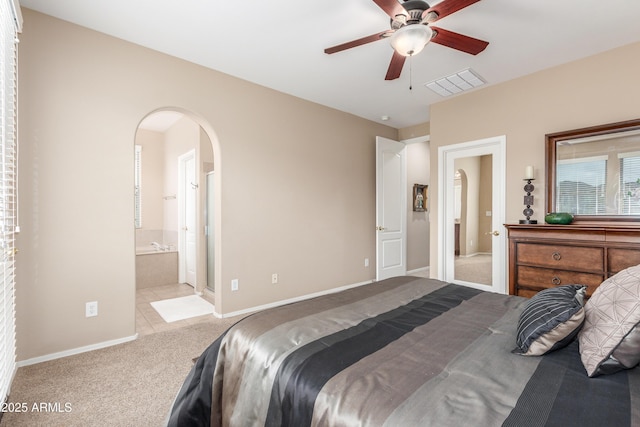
517, 266, 603, 296
517, 243, 603, 271
608, 248, 640, 274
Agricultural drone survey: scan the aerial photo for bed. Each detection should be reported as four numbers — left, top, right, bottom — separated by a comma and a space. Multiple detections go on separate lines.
166, 275, 640, 426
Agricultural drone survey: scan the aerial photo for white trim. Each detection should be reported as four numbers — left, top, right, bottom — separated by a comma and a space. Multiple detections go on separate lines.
0, 0, 19, 402
213, 280, 374, 319
10, 0, 22, 32
617, 151, 640, 159
17, 334, 139, 367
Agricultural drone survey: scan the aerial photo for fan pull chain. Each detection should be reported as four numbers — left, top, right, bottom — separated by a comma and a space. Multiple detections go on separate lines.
409, 55, 413, 91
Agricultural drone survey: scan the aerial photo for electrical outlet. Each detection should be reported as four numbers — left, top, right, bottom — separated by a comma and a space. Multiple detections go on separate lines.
364, 258, 369, 267
86, 301, 98, 317
271, 273, 278, 284
231, 279, 239, 291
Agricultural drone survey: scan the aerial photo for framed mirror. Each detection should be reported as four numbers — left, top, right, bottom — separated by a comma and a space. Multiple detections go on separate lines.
546, 118, 640, 222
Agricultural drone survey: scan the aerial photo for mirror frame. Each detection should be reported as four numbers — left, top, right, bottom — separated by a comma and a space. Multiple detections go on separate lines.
545, 118, 640, 222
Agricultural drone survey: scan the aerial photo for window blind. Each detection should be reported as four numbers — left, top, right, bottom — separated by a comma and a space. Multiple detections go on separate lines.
619, 151, 640, 214
556, 156, 607, 215
0, 0, 20, 404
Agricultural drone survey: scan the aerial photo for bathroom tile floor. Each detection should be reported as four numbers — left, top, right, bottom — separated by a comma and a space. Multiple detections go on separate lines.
136, 283, 216, 337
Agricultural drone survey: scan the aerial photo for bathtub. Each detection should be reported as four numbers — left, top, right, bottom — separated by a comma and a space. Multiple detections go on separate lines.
135, 247, 179, 289
136, 245, 176, 255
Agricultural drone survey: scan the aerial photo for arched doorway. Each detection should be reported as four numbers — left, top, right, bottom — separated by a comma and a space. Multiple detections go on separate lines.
133, 108, 220, 335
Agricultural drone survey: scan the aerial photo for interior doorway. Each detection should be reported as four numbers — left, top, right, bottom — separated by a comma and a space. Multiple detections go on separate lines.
133, 109, 217, 335
438, 135, 506, 294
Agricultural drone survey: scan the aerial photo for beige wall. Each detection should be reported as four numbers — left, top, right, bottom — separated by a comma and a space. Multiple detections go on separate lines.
454, 157, 480, 256
16, 9, 397, 361
406, 140, 430, 271
399, 122, 430, 141
429, 41, 640, 277
401, 123, 431, 272
478, 155, 492, 253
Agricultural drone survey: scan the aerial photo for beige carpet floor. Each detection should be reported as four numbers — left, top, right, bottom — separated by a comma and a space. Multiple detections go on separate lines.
0, 314, 246, 427
455, 253, 492, 285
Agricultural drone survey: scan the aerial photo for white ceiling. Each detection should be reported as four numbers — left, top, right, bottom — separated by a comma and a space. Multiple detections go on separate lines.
18, 0, 640, 129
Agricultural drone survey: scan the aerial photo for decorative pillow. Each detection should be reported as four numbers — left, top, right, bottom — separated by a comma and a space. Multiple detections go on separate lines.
578, 264, 640, 377
513, 285, 587, 356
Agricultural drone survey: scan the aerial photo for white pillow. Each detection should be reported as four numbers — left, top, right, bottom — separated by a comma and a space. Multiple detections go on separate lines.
578, 265, 640, 377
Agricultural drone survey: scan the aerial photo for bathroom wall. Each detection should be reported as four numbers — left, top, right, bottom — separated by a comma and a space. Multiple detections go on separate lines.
135, 128, 165, 248
162, 116, 199, 247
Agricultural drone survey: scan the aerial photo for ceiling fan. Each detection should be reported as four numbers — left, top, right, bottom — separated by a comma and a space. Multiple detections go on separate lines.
324, 0, 489, 80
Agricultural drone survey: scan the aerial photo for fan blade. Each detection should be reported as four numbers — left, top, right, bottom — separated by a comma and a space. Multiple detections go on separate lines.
430, 27, 488, 55
385, 51, 406, 80
373, 0, 407, 19
325, 30, 393, 54
422, 0, 481, 23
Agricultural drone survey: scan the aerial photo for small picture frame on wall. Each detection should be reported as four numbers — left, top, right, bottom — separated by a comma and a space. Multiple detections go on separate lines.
413, 184, 427, 212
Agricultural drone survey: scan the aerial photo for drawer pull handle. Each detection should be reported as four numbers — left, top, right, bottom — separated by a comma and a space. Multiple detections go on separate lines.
552, 252, 562, 261
551, 276, 561, 285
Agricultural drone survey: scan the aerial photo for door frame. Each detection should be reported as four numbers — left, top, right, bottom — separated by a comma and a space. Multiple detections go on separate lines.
178, 149, 197, 286
205, 171, 215, 292
437, 135, 507, 293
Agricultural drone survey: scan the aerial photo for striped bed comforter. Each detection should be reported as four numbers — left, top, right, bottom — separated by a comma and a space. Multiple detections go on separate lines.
167, 276, 640, 426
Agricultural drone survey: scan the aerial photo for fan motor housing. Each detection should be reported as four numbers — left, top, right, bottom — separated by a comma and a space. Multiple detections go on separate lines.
390, 0, 429, 29
402, 0, 429, 23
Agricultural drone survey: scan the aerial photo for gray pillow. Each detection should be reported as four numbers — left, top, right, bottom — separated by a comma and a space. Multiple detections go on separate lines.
579, 265, 640, 377
513, 285, 587, 356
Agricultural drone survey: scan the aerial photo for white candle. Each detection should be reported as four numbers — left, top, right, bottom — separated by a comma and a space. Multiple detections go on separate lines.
525, 166, 534, 179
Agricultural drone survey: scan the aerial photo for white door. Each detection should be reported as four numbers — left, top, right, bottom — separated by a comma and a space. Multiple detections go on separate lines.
376, 136, 407, 280
179, 150, 197, 286
438, 136, 506, 294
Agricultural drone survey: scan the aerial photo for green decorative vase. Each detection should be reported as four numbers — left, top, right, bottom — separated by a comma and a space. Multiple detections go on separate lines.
544, 212, 574, 224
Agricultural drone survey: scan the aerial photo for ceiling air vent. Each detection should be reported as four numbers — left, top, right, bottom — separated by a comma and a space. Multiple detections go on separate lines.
425, 68, 485, 97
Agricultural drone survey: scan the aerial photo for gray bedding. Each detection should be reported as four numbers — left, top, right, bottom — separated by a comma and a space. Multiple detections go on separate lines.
167, 276, 640, 426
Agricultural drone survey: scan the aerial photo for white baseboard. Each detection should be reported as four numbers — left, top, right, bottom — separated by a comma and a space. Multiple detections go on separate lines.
458, 252, 491, 258
407, 266, 430, 275
214, 279, 374, 319
17, 333, 139, 368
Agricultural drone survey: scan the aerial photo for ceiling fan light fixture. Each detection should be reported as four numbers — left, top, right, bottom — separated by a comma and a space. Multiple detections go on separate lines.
390, 24, 433, 57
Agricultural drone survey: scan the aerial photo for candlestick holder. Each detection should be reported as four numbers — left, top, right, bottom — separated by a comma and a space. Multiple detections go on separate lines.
519, 178, 537, 224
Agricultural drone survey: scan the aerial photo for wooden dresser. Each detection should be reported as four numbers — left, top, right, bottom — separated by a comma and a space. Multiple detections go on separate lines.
505, 223, 640, 298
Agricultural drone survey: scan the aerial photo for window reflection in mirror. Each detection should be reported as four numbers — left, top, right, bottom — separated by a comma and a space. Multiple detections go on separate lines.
546, 119, 640, 221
